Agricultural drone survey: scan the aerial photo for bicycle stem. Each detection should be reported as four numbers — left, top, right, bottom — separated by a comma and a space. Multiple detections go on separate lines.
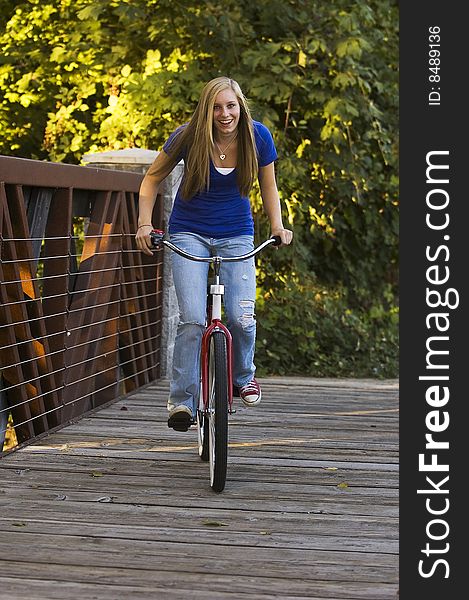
211, 259, 224, 321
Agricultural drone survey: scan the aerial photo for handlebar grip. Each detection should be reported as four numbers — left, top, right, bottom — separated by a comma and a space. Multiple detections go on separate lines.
150, 229, 165, 249
271, 235, 282, 247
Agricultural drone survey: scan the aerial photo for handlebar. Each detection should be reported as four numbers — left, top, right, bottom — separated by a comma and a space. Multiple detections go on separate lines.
149, 229, 281, 263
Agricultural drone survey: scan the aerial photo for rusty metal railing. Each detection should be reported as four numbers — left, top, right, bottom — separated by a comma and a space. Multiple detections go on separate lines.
0, 156, 164, 453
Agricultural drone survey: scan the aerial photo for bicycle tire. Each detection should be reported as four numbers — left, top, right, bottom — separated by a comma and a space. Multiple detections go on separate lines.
208, 330, 229, 492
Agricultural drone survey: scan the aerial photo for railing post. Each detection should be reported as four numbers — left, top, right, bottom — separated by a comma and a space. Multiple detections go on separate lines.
82, 149, 182, 379
159, 167, 183, 380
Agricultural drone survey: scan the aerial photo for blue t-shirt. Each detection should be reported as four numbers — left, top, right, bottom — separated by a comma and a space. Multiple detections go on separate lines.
163, 120, 277, 238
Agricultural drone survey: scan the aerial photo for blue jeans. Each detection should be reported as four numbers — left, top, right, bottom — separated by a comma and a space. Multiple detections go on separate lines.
168, 232, 257, 414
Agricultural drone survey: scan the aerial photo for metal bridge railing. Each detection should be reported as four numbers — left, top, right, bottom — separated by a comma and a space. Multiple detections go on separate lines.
0, 155, 165, 453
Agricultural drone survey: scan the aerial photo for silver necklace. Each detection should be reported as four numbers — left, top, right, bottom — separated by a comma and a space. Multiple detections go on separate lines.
214, 134, 237, 160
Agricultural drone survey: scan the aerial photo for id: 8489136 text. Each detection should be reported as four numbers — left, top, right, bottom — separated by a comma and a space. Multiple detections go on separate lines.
428, 26, 441, 106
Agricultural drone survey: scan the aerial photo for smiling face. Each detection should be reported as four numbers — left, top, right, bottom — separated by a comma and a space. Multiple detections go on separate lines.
212, 88, 240, 139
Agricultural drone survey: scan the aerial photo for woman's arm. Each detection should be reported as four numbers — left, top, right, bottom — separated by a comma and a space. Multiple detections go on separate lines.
135, 151, 175, 255
258, 162, 293, 246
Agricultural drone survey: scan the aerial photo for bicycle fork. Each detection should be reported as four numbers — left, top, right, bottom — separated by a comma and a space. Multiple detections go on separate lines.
200, 257, 234, 414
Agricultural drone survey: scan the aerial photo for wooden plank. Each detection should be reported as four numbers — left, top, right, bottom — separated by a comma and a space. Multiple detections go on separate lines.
1, 489, 398, 517
1, 492, 398, 519
0, 448, 398, 476
0, 155, 143, 191
0, 558, 398, 588
0, 452, 399, 492
0, 480, 398, 520
11, 434, 400, 458
0, 505, 398, 541
0, 524, 397, 556
0, 575, 394, 600
0, 460, 398, 486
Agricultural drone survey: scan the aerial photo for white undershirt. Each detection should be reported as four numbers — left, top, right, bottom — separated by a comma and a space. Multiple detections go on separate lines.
215, 167, 235, 175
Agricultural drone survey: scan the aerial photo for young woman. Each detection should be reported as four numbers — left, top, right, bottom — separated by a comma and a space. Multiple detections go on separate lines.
135, 76, 293, 431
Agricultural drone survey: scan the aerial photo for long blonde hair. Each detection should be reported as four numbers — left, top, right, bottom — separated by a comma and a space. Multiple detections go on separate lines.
162, 77, 258, 200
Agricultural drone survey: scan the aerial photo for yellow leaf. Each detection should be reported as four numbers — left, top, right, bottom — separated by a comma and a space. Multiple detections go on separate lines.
121, 65, 132, 77
202, 521, 228, 527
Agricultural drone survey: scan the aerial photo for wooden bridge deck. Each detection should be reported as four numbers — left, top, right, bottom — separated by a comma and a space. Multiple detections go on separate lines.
0, 377, 399, 600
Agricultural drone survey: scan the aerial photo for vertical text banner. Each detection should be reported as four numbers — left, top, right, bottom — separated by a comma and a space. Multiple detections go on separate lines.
400, 2, 467, 597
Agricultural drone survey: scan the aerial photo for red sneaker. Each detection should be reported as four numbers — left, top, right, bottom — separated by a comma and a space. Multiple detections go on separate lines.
239, 379, 262, 406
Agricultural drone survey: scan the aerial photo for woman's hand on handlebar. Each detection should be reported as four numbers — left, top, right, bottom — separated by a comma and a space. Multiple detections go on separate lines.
135, 224, 155, 256
271, 227, 293, 247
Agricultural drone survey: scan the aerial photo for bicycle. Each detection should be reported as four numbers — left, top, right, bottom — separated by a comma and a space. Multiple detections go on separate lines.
150, 229, 280, 493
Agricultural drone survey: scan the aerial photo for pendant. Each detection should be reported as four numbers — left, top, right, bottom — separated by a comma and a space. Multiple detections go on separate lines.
220, 154, 226, 160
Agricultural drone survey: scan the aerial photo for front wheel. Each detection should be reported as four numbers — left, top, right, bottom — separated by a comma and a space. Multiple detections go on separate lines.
207, 330, 229, 492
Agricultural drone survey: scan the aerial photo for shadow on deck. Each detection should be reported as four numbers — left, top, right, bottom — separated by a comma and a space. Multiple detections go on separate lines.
0, 377, 399, 600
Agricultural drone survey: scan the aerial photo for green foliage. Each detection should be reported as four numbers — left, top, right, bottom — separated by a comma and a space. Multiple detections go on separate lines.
255, 273, 398, 377
0, 0, 399, 377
